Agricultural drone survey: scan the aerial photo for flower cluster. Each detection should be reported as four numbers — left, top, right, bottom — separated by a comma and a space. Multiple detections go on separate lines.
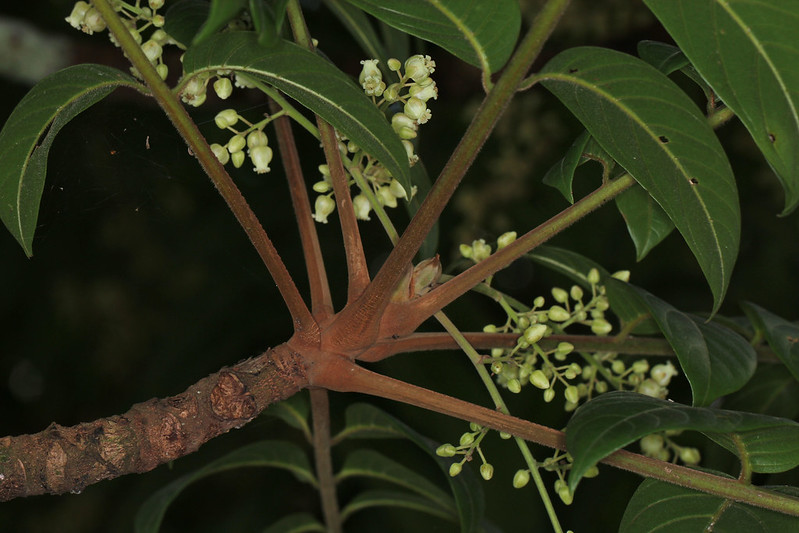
639, 430, 701, 465
310, 55, 438, 224
209, 109, 275, 174
66, 1, 172, 80
435, 423, 495, 481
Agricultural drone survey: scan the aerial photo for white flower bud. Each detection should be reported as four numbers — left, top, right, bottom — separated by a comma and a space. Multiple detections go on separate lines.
387, 58, 402, 71
149, 0, 165, 9
313, 195, 336, 224
376, 186, 397, 208
66, 2, 90, 30
651, 362, 678, 386
591, 318, 612, 335
391, 113, 418, 139
523, 324, 548, 344
383, 83, 402, 103
83, 7, 106, 34
388, 179, 408, 200
587, 268, 601, 285
152, 14, 165, 28
530, 370, 549, 390
247, 130, 269, 149
227, 134, 246, 153
312, 180, 331, 193
250, 145, 273, 173
213, 78, 233, 100
409, 79, 439, 101
497, 231, 517, 249
513, 469, 530, 489
471, 239, 492, 261
156, 63, 168, 80
402, 140, 418, 166
141, 40, 162, 63
353, 194, 371, 220
548, 305, 570, 322
210, 143, 229, 165
231, 151, 245, 168
404, 97, 429, 124
612, 270, 631, 282
404, 54, 435, 82
358, 59, 381, 85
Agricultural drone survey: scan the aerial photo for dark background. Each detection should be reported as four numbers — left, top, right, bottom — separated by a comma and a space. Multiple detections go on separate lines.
1, 1, 798, 531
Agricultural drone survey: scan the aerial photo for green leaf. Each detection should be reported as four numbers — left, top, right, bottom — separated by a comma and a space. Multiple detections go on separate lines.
264, 390, 311, 439
340, 489, 455, 523
164, 0, 210, 46
336, 403, 486, 533
722, 364, 799, 420
637, 40, 690, 74
261, 513, 325, 533
540, 46, 741, 314
620, 479, 799, 533
134, 441, 316, 533
542, 130, 605, 203
249, 0, 279, 48
336, 449, 456, 516
0, 64, 139, 257
741, 302, 799, 383
622, 284, 756, 406
182, 32, 411, 192
566, 391, 799, 491
645, 0, 799, 215
527, 246, 659, 334
342, 0, 521, 73
324, 0, 389, 66
615, 183, 675, 260
193, 0, 248, 45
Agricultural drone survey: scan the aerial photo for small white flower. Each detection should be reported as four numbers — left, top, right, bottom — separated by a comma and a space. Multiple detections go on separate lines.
391, 113, 418, 140
404, 54, 436, 82
353, 194, 371, 220
65, 1, 90, 30
250, 146, 273, 174
313, 195, 336, 223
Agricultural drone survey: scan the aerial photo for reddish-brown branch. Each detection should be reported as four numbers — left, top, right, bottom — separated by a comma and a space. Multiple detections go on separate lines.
0, 344, 307, 501
271, 106, 334, 320
319, 120, 371, 303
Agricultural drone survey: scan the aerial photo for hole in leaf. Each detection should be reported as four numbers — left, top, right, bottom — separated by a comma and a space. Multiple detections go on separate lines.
658, 136, 669, 144
688, 178, 699, 185
568, 68, 579, 74
768, 133, 776, 143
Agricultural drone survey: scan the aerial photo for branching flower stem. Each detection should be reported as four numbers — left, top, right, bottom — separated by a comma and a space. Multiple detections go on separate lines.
90, 0, 318, 341
434, 312, 565, 533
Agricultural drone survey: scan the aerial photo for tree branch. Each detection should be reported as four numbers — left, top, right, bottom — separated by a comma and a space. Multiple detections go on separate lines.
0, 344, 307, 501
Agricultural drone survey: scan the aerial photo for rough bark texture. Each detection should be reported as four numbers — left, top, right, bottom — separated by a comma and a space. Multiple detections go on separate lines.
0, 343, 307, 501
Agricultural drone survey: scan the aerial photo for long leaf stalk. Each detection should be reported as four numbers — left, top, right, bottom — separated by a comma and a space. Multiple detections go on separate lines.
310, 389, 342, 533
90, 0, 318, 341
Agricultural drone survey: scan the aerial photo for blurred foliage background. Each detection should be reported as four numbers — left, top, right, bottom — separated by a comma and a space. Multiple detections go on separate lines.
1, 0, 798, 531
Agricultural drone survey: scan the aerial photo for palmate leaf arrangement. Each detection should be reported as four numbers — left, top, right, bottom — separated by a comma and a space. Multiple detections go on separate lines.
2, 0, 799, 531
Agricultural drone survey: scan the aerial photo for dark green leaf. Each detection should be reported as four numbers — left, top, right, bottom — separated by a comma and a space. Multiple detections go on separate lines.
542, 130, 591, 203
182, 32, 411, 192
620, 478, 799, 532
0, 64, 139, 256
193, 0, 247, 45
336, 449, 456, 516
264, 390, 311, 439
540, 46, 740, 314
566, 391, 799, 491
134, 441, 316, 533
637, 40, 690, 74
340, 489, 455, 523
615, 183, 675, 260
164, 0, 209, 46
249, 0, 279, 48
723, 364, 799, 420
336, 403, 486, 533
261, 513, 325, 533
324, 0, 389, 67
741, 302, 799, 383
527, 246, 659, 334
343, 0, 521, 73
645, 0, 799, 215
622, 284, 756, 406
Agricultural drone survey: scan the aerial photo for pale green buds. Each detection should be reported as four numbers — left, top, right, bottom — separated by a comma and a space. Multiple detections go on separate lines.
507, 378, 521, 394
513, 469, 530, 489
231, 151, 245, 168
552, 287, 569, 303
555, 479, 573, 505
149, 0, 165, 9
156, 63, 168, 80
570, 285, 584, 301
359, 59, 385, 96
449, 462, 463, 477
523, 324, 548, 344
66, 2, 91, 30
391, 113, 418, 139
480, 463, 494, 481
383, 83, 402, 103
353, 194, 371, 221
611, 360, 625, 374
387, 58, 402, 71
389, 179, 408, 200
215, 109, 239, 129
210, 143, 229, 165
490, 361, 503, 374
679, 447, 701, 465
483, 324, 497, 333
436, 443, 458, 457
152, 14, 165, 27
410, 256, 442, 296
459, 244, 473, 259
548, 305, 570, 322
564, 385, 580, 404
213, 77, 233, 99
533, 296, 545, 308
587, 268, 601, 285
584, 465, 600, 478
543, 388, 556, 403
591, 318, 612, 335
631, 359, 650, 374
404, 97, 431, 124
312, 181, 331, 193
530, 370, 549, 390
313, 195, 336, 224
640, 434, 664, 456
377, 186, 398, 208
556, 342, 574, 357
409, 79, 439, 101
250, 146, 273, 174
471, 239, 492, 262
637, 378, 664, 398
227, 134, 246, 154
497, 231, 517, 249
611, 270, 631, 282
